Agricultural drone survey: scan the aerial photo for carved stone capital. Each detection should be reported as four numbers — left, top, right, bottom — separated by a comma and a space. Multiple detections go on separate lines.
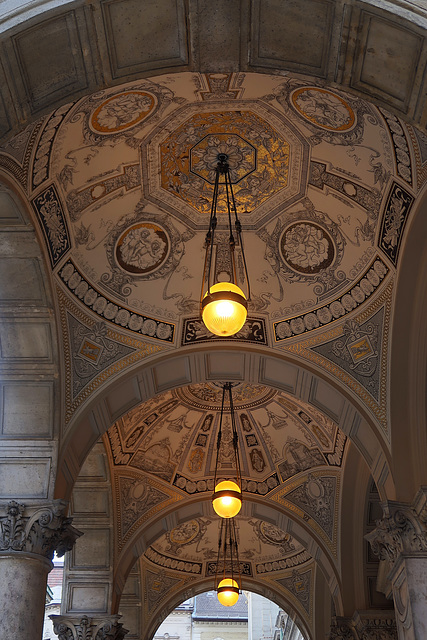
365, 500, 427, 566
0, 499, 82, 560
353, 612, 397, 640
328, 617, 355, 640
50, 615, 128, 640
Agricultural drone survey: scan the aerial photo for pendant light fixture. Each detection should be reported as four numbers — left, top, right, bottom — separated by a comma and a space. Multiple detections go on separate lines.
215, 517, 241, 606
212, 383, 242, 519
200, 153, 250, 337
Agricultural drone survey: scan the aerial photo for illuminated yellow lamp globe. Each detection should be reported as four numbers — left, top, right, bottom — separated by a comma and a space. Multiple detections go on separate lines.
212, 480, 242, 518
202, 282, 247, 337
217, 578, 240, 606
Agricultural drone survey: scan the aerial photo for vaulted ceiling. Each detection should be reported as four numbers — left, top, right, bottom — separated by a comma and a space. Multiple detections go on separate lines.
0, 2, 427, 640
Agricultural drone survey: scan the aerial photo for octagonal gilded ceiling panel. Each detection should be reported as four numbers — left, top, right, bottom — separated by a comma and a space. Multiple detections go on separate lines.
141, 101, 308, 229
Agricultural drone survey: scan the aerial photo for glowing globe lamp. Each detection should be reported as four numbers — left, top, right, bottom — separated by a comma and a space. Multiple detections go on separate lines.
212, 480, 242, 518
217, 578, 240, 606
202, 282, 247, 337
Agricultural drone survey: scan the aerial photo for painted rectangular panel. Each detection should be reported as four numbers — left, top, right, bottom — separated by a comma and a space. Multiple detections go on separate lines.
0, 458, 51, 498
1, 382, 53, 438
0, 191, 25, 225
0, 84, 11, 139
105, 377, 141, 420
13, 12, 88, 110
0, 258, 45, 305
102, 0, 188, 78
78, 447, 108, 481
153, 357, 191, 392
71, 529, 110, 569
251, 0, 334, 75
260, 357, 298, 393
72, 489, 109, 516
309, 378, 345, 423
67, 584, 109, 613
352, 12, 423, 110
0, 321, 52, 361
205, 352, 245, 380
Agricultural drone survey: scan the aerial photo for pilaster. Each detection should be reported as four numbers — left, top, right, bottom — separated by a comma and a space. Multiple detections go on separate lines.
366, 488, 427, 640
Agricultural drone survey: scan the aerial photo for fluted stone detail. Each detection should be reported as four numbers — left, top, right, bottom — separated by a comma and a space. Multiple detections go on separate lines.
0, 499, 82, 560
50, 615, 128, 640
365, 501, 427, 566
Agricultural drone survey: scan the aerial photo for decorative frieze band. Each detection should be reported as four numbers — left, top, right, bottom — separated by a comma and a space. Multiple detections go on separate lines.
329, 613, 397, 640
50, 615, 128, 640
0, 499, 82, 560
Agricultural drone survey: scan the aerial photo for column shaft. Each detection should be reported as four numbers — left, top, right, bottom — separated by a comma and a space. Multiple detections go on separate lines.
0, 552, 52, 639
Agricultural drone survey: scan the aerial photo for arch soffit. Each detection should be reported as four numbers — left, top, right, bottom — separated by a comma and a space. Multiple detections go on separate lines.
112, 492, 341, 618
389, 184, 427, 501
141, 579, 314, 640
57, 347, 394, 500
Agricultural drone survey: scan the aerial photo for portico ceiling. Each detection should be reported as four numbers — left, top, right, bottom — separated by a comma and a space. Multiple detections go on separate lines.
0, 2, 427, 640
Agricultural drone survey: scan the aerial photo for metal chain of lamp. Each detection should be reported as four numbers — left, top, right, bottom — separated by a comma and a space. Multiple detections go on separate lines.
212, 383, 243, 606
200, 153, 251, 337
215, 516, 242, 607
212, 382, 243, 519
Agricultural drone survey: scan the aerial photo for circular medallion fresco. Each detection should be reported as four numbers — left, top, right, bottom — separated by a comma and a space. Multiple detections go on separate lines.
280, 222, 335, 275
90, 91, 156, 133
115, 222, 169, 275
169, 520, 200, 545
260, 522, 292, 546
291, 87, 355, 131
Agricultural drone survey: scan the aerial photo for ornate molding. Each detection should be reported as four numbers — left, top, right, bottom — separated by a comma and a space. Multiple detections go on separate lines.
365, 501, 427, 566
353, 612, 397, 640
50, 615, 128, 640
328, 617, 355, 640
0, 499, 82, 560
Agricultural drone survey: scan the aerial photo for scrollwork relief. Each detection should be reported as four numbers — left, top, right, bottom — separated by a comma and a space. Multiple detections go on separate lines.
0, 500, 82, 560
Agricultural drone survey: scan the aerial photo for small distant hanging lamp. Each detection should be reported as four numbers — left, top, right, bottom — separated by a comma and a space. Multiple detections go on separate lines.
215, 517, 242, 606
212, 383, 242, 519
201, 153, 250, 337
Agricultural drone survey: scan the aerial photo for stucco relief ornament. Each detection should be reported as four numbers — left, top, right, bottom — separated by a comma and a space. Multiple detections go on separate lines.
0, 500, 82, 559
356, 616, 397, 640
328, 618, 354, 640
366, 504, 427, 566
51, 615, 128, 640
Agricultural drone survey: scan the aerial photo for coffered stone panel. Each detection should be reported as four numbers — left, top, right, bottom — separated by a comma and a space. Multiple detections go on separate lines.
250, 0, 335, 76
0, 381, 54, 438
99, 0, 188, 79
351, 11, 425, 113
0, 456, 51, 498
10, 11, 90, 113
0, 258, 46, 305
0, 319, 53, 363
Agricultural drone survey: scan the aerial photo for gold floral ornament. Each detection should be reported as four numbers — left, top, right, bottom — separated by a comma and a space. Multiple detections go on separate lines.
160, 110, 290, 215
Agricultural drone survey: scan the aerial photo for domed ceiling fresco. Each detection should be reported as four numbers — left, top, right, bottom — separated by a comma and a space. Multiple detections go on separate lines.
4, 69, 423, 436
2, 67, 427, 639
